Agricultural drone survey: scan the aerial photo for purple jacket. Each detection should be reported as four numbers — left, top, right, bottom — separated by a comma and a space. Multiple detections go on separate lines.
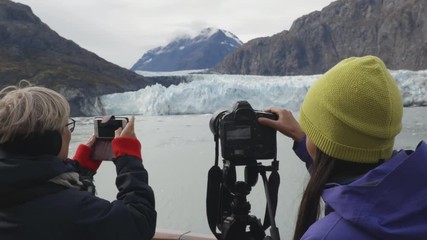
294, 140, 427, 239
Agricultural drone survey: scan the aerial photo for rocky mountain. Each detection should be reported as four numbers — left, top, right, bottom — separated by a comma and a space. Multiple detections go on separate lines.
131, 28, 243, 72
214, 0, 427, 75
0, 0, 183, 116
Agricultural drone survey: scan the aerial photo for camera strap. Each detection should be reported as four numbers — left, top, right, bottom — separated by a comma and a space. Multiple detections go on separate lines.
206, 165, 223, 239
262, 169, 280, 230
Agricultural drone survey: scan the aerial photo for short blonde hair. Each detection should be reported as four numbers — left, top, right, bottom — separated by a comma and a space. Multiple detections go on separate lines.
0, 81, 70, 144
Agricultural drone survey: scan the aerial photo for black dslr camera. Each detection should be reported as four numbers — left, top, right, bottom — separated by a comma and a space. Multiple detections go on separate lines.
209, 101, 278, 165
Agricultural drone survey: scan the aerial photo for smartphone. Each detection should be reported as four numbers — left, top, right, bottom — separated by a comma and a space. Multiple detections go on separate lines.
91, 116, 129, 160
94, 116, 129, 139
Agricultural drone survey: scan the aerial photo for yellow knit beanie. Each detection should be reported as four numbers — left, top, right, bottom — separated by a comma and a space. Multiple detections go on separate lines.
299, 56, 403, 163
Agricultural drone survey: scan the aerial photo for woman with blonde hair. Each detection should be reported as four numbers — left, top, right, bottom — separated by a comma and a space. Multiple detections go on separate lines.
260, 56, 427, 239
0, 82, 156, 240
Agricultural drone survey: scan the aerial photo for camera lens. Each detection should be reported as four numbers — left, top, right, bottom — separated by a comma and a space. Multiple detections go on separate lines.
209, 110, 228, 135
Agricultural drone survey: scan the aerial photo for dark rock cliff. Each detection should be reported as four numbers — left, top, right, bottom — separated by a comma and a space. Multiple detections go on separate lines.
214, 0, 427, 75
0, 0, 175, 116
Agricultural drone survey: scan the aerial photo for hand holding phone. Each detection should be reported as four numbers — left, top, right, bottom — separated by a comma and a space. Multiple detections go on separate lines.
113, 116, 136, 139
91, 116, 129, 160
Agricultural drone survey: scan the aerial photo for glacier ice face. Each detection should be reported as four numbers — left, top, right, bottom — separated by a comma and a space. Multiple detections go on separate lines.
392, 70, 427, 107
100, 70, 427, 116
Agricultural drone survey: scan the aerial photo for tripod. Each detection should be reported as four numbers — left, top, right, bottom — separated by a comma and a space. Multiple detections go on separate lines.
207, 159, 281, 240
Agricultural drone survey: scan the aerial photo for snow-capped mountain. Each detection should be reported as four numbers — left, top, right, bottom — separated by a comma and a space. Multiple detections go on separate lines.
131, 28, 243, 72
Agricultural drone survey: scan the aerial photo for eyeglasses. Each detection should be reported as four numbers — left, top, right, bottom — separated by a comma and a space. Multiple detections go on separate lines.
65, 118, 76, 133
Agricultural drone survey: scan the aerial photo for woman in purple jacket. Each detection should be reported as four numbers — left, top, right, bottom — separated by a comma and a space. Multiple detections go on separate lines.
259, 56, 427, 240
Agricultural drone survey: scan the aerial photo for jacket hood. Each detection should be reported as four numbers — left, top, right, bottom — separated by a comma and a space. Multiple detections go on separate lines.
322, 141, 427, 239
0, 149, 74, 194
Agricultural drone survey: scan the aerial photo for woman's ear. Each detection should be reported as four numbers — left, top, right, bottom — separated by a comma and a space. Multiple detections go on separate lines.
56, 127, 70, 160
52, 129, 63, 156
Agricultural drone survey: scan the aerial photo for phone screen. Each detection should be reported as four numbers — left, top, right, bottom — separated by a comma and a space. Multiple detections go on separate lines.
94, 117, 128, 139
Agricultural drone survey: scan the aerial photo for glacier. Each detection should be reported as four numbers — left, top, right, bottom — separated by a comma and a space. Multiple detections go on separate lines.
100, 70, 427, 116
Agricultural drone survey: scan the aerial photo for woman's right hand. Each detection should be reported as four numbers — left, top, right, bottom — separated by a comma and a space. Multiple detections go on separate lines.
114, 116, 137, 139
112, 116, 142, 160
258, 108, 305, 142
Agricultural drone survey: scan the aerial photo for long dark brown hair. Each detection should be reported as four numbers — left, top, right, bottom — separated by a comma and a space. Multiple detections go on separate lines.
293, 150, 381, 240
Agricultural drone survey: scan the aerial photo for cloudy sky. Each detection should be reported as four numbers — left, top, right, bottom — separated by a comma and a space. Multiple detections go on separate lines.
14, 0, 335, 69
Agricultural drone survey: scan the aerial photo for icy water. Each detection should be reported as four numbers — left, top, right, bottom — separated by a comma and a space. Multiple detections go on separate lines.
69, 107, 427, 239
